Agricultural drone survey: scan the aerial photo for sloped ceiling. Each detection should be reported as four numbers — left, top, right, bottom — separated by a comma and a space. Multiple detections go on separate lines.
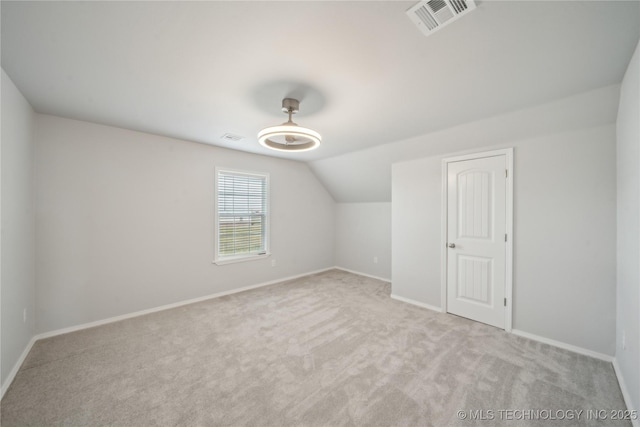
1, 1, 639, 201
310, 84, 622, 202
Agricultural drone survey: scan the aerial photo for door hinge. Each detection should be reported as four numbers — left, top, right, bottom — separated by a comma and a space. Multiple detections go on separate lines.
505, 169, 508, 178
505, 233, 507, 242
504, 298, 507, 307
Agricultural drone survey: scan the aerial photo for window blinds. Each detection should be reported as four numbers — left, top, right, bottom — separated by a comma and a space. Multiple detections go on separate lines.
217, 171, 268, 257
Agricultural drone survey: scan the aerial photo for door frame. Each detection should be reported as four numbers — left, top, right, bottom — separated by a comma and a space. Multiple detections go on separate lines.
440, 148, 514, 332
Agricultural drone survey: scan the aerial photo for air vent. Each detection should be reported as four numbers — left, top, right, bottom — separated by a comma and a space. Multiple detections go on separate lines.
407, 0, 476, 36
220, 133, 245, 142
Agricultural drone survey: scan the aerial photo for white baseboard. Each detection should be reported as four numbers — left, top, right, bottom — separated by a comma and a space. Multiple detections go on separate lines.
390, 294, 444, 313
613, 358, 639, 427
334, 266, 390, 283
1, 335, 38, 400
511, 329, 614, 362
1, 267, 335, 400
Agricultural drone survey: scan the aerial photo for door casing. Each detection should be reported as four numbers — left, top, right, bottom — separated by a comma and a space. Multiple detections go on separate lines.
441, 148, 514, 332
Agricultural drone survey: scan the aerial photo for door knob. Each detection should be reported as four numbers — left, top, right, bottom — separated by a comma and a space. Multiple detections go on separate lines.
448, 243, 456, 248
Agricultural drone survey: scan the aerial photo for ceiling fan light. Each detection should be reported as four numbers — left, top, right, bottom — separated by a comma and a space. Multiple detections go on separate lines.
257, 98, 321, 152
258, 124, 321, 152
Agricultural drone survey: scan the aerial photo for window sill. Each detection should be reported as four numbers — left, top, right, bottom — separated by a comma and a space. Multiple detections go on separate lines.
213, 253, 271, 266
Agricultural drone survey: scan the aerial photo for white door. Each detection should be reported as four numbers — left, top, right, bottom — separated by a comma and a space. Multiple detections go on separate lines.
446, 155, 507, 329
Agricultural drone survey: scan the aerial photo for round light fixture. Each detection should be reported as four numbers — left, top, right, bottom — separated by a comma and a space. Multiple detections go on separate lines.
258, 98, 321, 152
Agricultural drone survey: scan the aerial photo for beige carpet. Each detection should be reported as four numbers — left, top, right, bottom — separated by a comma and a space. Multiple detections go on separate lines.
1, 269, 631, 426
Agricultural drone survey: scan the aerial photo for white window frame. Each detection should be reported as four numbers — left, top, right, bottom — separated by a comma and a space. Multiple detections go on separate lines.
214, 167, 270, 265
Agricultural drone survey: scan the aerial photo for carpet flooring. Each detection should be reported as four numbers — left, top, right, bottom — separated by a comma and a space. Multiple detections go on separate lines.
1, 269, 631, 426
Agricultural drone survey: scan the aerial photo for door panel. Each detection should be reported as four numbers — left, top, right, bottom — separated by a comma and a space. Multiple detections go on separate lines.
457, 255, 492, 305
447, 155, 506, 329
458, 171, 491, 240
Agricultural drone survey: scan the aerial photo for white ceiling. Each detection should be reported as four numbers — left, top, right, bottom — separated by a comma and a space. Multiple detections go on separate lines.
2, 1, 639, 162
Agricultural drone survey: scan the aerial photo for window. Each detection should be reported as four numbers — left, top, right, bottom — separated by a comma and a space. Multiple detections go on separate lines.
215, 169, 269, 264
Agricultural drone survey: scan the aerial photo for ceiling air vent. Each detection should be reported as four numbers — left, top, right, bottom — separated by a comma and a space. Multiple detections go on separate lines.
220, 133, 245, 143
407, 0, 476, 36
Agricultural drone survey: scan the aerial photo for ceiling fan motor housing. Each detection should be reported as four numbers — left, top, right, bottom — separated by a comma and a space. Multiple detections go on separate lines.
281, 98, 300, 114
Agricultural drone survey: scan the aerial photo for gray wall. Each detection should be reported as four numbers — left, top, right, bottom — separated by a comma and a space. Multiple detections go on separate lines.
391, 158, 442, 307
616, 40, 639, 412
34, 114, 335, 333
1, 70, 36, 387
392, 124, 617, 356
335, 202, 391, 280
